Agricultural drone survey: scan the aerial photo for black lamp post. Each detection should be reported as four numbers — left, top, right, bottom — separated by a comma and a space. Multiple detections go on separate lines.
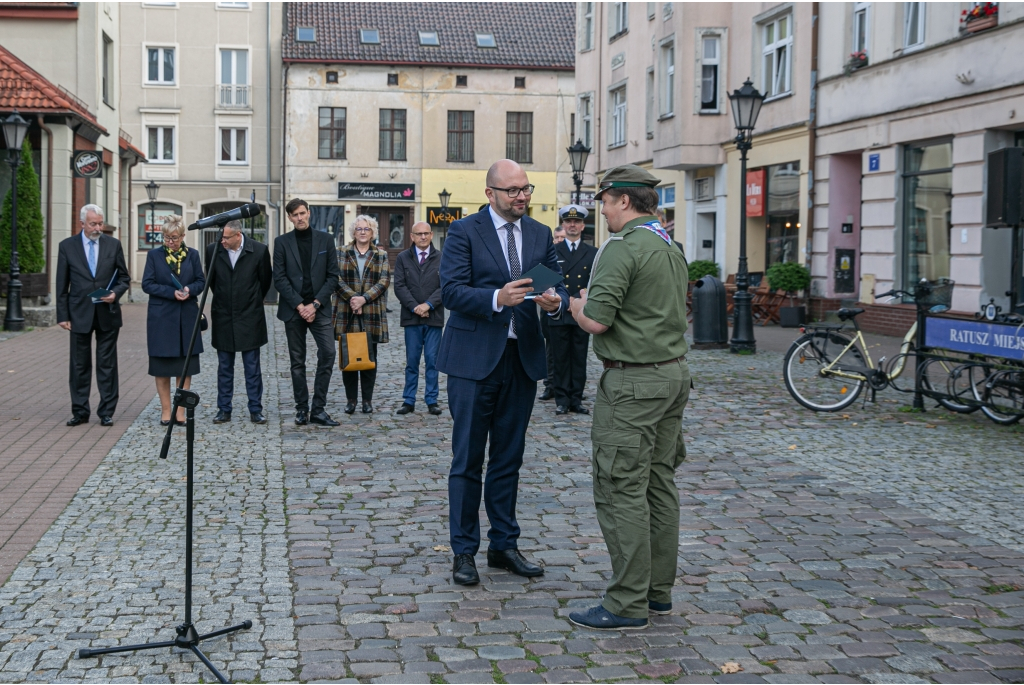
3, 110, 30, 332
727, 78, 766, 354
567, 139, 591, 204
145, 180, 160, 247
438, 188, 451, 243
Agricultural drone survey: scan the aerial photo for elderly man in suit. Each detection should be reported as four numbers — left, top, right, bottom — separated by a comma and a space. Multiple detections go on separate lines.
437, 159, 569, 586
206, 220, 273, 425
56, 204, 131, 426
274, 198, 341, 426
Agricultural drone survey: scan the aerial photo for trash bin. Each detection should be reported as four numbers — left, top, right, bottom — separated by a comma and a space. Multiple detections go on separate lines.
691, 275, 728, 349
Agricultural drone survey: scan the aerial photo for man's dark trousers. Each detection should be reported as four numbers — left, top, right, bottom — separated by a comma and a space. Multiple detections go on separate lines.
403, 324, 441, 406
69, 310, 119, 419
217, 349, 263, 414
540, 310, 554, 392
284, 313, 336, 413
447, 340, 535, 555
549, 325, 589, 407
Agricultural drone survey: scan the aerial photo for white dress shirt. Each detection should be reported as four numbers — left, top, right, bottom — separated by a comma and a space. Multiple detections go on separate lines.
81, 230, 100, 277
227, 234, 245, 268
566, 239, 580, 253
417, 246, 431, 264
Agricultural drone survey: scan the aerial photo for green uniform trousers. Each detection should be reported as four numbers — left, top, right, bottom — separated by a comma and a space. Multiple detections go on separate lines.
591, 358, 690, 619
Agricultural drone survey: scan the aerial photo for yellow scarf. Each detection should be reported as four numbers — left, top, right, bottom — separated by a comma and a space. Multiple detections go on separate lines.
164, 246, 188, 275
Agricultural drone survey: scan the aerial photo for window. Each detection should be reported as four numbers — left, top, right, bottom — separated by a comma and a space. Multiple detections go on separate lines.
102, 33, 113, 105
700, 35, 720, 112
318, 107, 346, 159
220, 128, 247, 164
609, 86, 626, 148
506, 112, 533, 164
580, 1, 594, 51
765, 162, 801, 267
476, 33, 496, 48
387, 73, 399, 86
695, 176, 714, 202
295, 27, 315, 42
219, 48, 249, 107
447, 111, 474, 162
903, 2, 925, 48
761, 14, 792, 97
648, 2, 655, 19
147, 126, 174, 163
326, 71, 338, 84
419, 31, 439, 46
379, 109, 407, 161
853, 3, 869, 54
902, 141, 951, 288
514, 76, 526, 89
660, 40, 675, 116
216, 1, 250, 7
455, 75, 468, 87
578, 94, 593, 148
146, 46, 175, 84
645, 68, 655, 136
138, 201, 183, 250
360, 29, 379, 44
609, 2, 628, 38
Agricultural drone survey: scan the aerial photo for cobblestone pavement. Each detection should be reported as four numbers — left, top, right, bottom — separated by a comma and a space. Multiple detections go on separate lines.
2, 305, 1024, 684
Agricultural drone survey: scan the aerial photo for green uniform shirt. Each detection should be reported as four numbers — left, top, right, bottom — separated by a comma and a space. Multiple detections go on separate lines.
583, 215, 689, 364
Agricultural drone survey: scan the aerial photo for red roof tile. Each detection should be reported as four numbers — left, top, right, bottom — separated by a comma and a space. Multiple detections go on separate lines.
0, 43, 106, 134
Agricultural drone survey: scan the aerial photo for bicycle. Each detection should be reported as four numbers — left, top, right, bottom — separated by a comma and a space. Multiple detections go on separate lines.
782, 279, 975, 412
961, 300, 1024, 425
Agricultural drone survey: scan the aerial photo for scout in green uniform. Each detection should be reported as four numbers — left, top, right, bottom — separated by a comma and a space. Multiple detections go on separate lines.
568, 165, 690, 630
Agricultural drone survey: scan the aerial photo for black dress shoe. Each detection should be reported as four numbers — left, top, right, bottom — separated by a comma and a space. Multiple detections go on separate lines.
66, 415, 88, 427
99, 416, 113, 427
396, 403, 414, 415
250, 412, 267, 424
427, 404, 443, 416
295, 411, 308, 425
487, 548, 544, 578
160, 419, 171, 427
213, 410, 231, 424
310, 411, 340, 426
361, 402, 373, 414
570, 405, 590, 415
555, 405, 569, 415
344, 402, 356, 415
452, 554, 479, 586
539, 388, 554, 401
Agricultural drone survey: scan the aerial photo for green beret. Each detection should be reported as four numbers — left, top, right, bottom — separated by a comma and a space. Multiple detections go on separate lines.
595, 164, 661, 200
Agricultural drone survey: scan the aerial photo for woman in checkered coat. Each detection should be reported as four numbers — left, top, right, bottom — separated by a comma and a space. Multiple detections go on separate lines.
335, 215, 391, 414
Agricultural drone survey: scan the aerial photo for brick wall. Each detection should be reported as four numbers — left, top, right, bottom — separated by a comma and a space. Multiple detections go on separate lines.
808, 297, 918, 337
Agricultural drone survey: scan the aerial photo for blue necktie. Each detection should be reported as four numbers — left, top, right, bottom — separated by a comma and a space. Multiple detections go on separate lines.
87, 239, 97, 278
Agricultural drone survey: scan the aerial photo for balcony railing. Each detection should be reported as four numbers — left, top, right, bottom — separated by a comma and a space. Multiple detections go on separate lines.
218, 84, 251, 109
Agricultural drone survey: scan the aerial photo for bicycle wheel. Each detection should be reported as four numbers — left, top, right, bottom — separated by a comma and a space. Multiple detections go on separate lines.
979, 369, 1024, 425
784, 332, 865, 412
918, 357, 980, 414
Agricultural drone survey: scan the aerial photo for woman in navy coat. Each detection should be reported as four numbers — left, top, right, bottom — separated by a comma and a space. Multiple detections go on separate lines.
142, 215, 205, 425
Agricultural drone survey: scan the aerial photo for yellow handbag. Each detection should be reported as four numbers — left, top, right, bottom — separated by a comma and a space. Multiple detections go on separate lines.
339, 313, 376, 372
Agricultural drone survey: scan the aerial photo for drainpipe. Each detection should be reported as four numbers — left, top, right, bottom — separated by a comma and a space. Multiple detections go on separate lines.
37, 116, 54, 302
264, 1, 280, 304
807, 2, 819, 276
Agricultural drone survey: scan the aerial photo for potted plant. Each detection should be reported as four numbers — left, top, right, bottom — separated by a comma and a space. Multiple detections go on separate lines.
844, 50, 869, 76
687, 259, 720, 282
962, 2, 998, 33
766, 262, 811, 327
0, 137, 47, 300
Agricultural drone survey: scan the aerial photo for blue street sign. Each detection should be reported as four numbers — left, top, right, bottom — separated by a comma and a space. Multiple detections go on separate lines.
923, 317, 1024, 362
868, 153, 880, 172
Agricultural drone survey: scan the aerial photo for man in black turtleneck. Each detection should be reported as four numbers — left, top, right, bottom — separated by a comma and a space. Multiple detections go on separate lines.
273, 198, 342, 426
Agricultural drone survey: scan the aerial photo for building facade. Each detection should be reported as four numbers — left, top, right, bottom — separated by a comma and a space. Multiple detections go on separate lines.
282, 2, 576, 259
120, 0, 283, 282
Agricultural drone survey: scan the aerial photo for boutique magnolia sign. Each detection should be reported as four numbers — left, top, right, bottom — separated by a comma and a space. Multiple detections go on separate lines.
923, 317, 1024, 361
337, 182, 415, 201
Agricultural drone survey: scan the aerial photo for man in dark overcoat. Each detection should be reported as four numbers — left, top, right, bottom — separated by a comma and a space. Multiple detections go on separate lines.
205, 220, 273, 424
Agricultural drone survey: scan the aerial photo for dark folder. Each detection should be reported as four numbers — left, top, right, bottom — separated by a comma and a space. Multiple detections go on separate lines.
521, 263, 563, 299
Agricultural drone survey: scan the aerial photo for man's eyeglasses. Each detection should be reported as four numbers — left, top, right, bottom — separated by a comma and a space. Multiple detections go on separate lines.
489, 185, 535, 198
411, 232, 432, 237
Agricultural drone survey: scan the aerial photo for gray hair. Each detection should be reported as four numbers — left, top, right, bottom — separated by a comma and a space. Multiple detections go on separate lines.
223, 220, 243, 234
347, 214, 379, 243
80, 204, 103, 222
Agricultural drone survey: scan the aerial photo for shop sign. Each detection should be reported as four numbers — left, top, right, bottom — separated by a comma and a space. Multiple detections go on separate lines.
426, 206, 463, 228
746, 170, 765, 217
337, 182, 415, 201
73, 150, 102, 178
577, 191, 596, 208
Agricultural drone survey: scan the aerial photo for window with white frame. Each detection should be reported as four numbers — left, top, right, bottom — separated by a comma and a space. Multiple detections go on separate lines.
580, 1, 594, 51
216, 1, 250, 7
147, 126, 174, 163
578, 94, 593, 149
146, 46, 175, 84
609, 85, 627, 148
220, 127, 247, 164
219, 49, 249, 107
903, 2, 925, 48
700, 35, 720, 112
660, 39, 675, 116
761, 13, 792, 98
853, 3, 869, 54
645, 68, 655, 135
609, 1, 628, 38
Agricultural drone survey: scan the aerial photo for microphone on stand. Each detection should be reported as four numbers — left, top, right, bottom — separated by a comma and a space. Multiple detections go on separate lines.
187, 203, 262, 231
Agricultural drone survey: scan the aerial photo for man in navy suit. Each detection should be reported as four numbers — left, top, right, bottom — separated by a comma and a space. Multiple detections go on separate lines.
437, 160, 569, 586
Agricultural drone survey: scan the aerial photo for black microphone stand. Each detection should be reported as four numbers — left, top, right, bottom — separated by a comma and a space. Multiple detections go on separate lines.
78, 233, 250, 684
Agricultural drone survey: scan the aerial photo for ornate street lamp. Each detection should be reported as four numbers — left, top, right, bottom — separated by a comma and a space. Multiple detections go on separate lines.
437, 188, 452, 247
567, 139, 591, 204
3, 110, 30, 332
145, 180, 160, 247
727, 79, 766, 354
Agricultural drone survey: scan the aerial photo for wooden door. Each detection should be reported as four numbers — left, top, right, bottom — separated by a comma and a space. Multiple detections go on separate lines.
362, 206, 411, 269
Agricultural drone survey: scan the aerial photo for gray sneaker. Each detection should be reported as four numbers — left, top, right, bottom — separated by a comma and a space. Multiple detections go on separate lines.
568, 605, 647, 630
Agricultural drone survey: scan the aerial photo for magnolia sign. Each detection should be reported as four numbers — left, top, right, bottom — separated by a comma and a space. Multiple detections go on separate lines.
337, 182, 415, 201
923, 317, 1024, 362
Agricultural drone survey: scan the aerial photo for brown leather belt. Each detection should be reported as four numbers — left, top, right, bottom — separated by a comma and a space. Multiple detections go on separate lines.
603, 355, 686, 370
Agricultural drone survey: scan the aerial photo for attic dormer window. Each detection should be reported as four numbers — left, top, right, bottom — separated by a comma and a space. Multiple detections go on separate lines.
419, 31, 439, 46
476, 33, 496, 48
295, 27, 315, 42
360, 28, 380, 44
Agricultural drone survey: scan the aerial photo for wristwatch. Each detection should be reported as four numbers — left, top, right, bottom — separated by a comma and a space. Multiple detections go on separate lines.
312, 301, 321, 310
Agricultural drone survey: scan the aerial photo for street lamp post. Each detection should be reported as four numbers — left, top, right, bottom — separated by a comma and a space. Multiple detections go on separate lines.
438, 188, 451, 244
145, 180, 160, 247
3, 110, 30, 332
727, 79, 766, 354
567, 139, 591, 205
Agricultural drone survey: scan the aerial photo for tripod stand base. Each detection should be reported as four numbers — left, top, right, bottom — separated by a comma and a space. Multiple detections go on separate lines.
78, 620, 251, 684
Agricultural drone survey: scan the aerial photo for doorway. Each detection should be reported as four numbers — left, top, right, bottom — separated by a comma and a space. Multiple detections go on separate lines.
695, 212, 716, 262
361, 206, 411, 267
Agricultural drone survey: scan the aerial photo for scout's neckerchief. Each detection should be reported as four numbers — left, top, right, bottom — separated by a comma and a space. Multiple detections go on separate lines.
639, 219, 673, 245
164, 245, 188, 275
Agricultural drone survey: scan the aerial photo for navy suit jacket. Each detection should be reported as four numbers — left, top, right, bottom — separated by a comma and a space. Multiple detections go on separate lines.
437, 210, 569, 382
